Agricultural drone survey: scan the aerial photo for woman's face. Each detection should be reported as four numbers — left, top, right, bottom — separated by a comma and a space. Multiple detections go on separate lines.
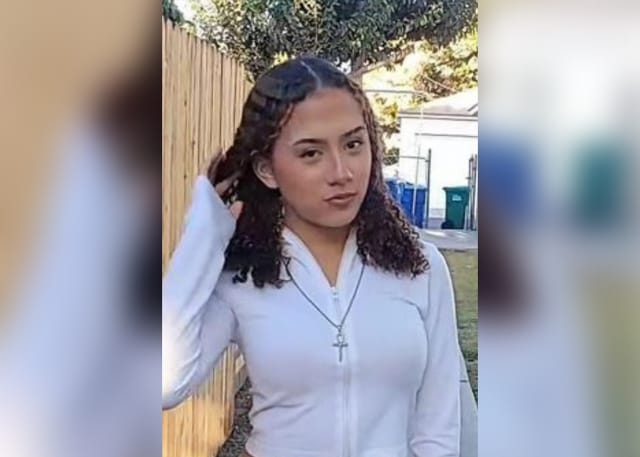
256, 88, 372, 230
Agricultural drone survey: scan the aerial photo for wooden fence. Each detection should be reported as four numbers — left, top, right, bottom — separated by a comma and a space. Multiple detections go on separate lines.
162, 19, 251, 457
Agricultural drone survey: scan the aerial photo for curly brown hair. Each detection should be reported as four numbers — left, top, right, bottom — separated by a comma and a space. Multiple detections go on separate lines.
209, 56, 427, 288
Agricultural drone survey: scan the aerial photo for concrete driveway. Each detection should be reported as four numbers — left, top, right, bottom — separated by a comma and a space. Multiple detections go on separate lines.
420, 229, 478, 250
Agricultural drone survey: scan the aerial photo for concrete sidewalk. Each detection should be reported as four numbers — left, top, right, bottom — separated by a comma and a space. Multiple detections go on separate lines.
420, 229, 478, 251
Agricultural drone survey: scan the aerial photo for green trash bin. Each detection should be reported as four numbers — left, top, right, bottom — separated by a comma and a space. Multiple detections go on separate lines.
442, 186, 470, 229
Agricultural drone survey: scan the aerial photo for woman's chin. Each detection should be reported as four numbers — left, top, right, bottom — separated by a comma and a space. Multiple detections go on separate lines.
314, 213, 358, 230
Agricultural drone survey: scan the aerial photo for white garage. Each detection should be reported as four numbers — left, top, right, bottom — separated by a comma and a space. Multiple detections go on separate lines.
393, 88, 478, 229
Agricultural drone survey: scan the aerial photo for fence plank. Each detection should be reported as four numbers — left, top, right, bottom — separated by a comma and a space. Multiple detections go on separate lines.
162, 20, 252, 457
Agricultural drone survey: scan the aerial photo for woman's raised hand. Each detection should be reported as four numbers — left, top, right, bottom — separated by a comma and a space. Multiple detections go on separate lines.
208, 152, 244, 220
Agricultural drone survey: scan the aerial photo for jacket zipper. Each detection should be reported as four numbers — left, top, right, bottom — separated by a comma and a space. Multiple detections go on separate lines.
343, 350, 351, 457
331, 286, 351, 457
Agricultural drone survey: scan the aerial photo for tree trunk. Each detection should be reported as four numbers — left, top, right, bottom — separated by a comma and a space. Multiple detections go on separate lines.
348, 45, 413, 85
350, 54, 365, 86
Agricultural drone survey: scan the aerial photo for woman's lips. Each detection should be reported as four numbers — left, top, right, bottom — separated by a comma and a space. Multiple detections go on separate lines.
325, 192, 357, 206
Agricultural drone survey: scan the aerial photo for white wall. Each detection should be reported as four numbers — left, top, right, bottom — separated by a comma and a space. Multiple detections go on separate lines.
399, 115, 478, 221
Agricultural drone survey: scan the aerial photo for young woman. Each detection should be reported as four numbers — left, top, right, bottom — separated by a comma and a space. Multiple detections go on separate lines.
163, 56, 462, 457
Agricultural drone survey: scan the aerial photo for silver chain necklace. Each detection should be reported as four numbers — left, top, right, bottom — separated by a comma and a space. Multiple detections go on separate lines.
284, 261, 365, 363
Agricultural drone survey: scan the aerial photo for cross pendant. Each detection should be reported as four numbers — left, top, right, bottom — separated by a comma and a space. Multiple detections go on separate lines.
333, 330, 348, 363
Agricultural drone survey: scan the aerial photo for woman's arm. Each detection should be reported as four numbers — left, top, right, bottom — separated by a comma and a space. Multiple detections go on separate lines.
162, 176, 237, 409
410, 244, 462, 457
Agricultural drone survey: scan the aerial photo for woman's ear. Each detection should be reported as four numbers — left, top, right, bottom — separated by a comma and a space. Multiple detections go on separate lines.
252, 157, 278, 189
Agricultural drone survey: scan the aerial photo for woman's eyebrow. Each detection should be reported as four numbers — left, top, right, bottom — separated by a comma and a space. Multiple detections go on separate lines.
291, 125, 365, 146
292, 136, 326, 146
340, 125, 365, 139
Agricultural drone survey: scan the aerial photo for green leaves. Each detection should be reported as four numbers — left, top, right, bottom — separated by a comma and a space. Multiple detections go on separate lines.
162, 0, 185, 24
412, 24, 478, 100
192, 0, 477, 81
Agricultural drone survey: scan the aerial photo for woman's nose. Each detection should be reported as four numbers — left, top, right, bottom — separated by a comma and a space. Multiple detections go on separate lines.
328, 151, 353, 185
327, 152, 353, 185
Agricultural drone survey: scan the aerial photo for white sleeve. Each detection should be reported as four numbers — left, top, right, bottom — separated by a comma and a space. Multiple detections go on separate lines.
162, 176, 238, 410
410, 244, 462, 457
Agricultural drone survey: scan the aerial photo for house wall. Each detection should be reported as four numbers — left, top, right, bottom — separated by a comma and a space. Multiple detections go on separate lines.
399, 115, 478, 225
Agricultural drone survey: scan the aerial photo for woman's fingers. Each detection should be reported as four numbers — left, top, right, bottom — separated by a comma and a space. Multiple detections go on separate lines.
208, 150, 242, 218
206, 149, 225, 181
214, 171, 241, 196
228, 201, 244, 220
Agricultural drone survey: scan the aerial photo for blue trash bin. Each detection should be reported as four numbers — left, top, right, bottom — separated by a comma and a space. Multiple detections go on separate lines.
385, 178, 405, 204
385, 178, 398, 200
414, 187, 427, 227
401, 184, 428, 228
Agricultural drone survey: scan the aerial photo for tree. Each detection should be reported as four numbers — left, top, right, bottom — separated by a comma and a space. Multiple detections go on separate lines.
412, 25, 477, 101
371, 94, 401, 137
163, 0, 185, 24
383, 146, 400, 166
191, 0, 477, 81
363, 23, 477, 165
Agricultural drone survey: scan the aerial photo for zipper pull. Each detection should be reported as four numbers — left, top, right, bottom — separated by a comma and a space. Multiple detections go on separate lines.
330, 286, 339, 301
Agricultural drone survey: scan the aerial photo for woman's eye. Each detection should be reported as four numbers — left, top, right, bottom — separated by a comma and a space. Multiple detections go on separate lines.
346, 139, 363, 150
300, 149, 320, 159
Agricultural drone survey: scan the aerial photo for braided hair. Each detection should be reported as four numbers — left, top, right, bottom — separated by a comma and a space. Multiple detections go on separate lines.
210, 56, 427, 288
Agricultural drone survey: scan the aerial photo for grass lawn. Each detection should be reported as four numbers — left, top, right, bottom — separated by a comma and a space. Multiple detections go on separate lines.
442, 250, 478, 398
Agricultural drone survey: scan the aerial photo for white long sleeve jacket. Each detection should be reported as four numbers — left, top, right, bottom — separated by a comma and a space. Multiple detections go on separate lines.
163, 177, 461, 457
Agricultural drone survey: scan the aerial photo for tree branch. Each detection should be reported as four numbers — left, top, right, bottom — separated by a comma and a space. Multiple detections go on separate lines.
348, 45, 414, 79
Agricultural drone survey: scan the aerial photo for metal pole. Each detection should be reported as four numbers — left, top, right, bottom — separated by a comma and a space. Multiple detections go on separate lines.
466, 157, 471, 230
412, 140, 420, 226
425, 148, 432, 229
466, 154, 477, 231
471, 154, 478, 230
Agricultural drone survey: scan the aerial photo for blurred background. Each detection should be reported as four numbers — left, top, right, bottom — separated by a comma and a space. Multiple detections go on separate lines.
480, 2, 640, 457
0, 1, 160, 456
